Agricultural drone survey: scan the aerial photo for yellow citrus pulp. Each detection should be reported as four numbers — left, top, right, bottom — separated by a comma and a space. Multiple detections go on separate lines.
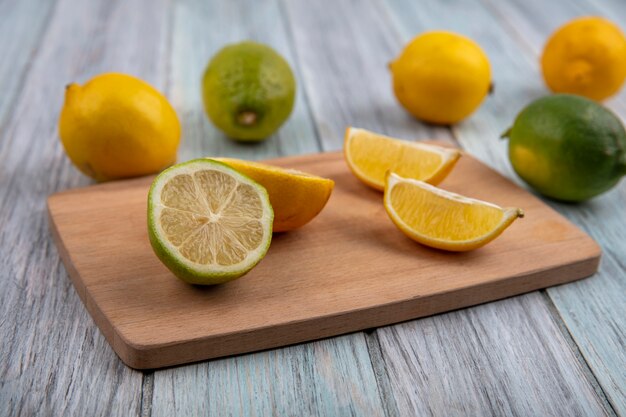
384, 172, 523, 251
344, 127, 461, 191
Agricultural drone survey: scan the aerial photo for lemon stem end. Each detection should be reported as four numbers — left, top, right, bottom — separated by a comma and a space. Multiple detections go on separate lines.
500, 127, 512, 140
64, 83, 79, 103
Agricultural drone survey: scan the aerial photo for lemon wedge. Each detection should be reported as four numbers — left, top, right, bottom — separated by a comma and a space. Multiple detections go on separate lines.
384, 172, 523, 251
344, 127, 461, 191
213, 158, 334, 232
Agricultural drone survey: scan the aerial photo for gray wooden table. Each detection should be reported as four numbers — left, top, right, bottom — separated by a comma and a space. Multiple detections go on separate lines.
1, 0, 625, 416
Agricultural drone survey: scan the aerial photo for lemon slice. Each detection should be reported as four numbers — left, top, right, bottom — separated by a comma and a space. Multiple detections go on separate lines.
213, 157, 334, 232
384, 172, 523, 251
148, 159, 273, 285
344, 127, 461, 190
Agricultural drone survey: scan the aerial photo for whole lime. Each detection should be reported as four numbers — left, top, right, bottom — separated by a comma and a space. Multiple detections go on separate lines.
202, 41, 296, 141
503, 94, 626, 202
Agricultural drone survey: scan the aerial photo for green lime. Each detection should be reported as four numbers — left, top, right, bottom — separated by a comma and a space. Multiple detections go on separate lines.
148, 159, 273, 285
503, 94, 626, 202
202, 41, 296, 142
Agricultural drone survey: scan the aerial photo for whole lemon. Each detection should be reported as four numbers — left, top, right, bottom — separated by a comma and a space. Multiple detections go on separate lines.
202, 41, 296, 142
390, 31, 491, 125
59, 73, 181, 181
541, 17, 626, 101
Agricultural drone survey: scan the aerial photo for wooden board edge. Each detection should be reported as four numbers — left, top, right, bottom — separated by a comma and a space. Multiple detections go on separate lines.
113, 252, 600, 369
47, 150, 604, 369
45, 151, 346, 200
47, 200, 118, 355
47, 176, 155, 200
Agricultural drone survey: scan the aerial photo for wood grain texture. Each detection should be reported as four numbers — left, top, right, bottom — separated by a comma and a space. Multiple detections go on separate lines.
482, 0, 626, 115
48, 150, 599, 369
2, 0, 623, 415
169, 0, 320, 162
147, 0, 389, 415
152, 334, 385, 417
0, 0, 171, 415
281, 0, 454, 149
377, 292, 608, 416
0, 0, 56, 132
451, 0, 626, 412
286, 0, 611, 415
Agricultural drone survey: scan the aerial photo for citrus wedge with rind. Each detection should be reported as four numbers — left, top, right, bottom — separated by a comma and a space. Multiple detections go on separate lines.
344, 127, 461, 191
384, 172, 523, 251
148, 159, 273, 285
212, 157, 334, 232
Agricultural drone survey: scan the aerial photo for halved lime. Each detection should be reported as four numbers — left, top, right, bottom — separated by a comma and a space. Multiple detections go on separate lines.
148, 159, 273, 285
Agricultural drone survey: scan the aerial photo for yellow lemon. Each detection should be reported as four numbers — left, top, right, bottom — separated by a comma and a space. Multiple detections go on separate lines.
212, 158, 334, 232
344, 127, 460, 191
541, 17, 626, 101
384, 173, 523, 252
390, 31, 491, 124
59, 73, 181, 181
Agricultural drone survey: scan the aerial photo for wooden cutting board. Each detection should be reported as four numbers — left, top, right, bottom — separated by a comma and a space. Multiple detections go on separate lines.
48, 149, 600, 369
